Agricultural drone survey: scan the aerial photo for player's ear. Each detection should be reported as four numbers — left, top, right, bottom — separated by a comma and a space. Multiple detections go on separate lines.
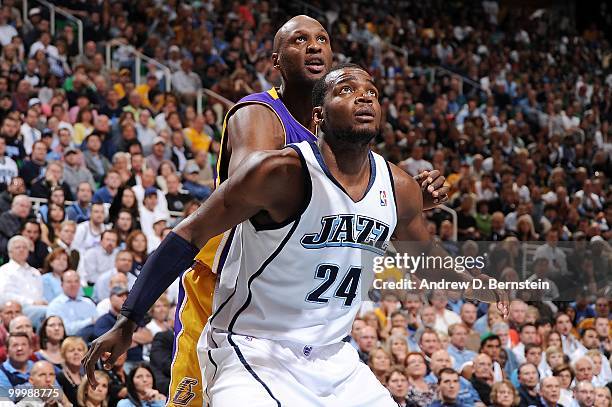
272, 53, 280, 70
312, 106, 323, 126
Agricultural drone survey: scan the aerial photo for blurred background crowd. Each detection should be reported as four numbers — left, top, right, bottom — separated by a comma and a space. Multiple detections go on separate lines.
0, 0, 609, 406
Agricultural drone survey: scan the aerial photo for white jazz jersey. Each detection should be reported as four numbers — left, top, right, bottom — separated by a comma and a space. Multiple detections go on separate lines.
208, 140, 397, 346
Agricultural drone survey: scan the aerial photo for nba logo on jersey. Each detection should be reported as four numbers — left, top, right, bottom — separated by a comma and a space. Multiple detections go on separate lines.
380, 190, 387, 206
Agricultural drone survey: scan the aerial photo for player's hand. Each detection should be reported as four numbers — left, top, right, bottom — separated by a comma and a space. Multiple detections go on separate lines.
464, 274, 509, 317
82, 315, 138, 387
415, 169, 449, 210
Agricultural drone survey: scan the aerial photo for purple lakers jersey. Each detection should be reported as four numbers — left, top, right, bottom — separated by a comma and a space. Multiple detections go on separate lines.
217, 87, 317, 183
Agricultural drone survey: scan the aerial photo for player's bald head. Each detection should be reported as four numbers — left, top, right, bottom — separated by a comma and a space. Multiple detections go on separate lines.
273, 15, 325, 53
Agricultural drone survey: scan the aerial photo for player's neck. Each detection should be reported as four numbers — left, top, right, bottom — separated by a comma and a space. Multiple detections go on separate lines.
318, 134, 370, 181
278, 83, 314, 129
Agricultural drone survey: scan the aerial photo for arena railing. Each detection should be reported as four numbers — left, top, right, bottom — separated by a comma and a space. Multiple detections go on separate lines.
196, 88, 235, 115
29, 197, 184, 222
437, 204, 458, 241
105, 39, 173, 92
22, 0, 84, 55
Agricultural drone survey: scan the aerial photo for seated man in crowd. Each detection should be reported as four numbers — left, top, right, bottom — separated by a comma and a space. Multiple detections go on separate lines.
78, 229, 119, 287
46, 270, 97, 337
0, 333, 34, 399
65, 181, 93, 223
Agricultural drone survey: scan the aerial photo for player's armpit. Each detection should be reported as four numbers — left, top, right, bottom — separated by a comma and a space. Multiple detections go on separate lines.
177, 148, 304, 249
226, 104, 286, 176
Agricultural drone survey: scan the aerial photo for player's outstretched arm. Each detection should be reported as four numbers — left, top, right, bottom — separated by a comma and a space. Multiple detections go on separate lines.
389, 163, 507, 305
82, 149, 304, 386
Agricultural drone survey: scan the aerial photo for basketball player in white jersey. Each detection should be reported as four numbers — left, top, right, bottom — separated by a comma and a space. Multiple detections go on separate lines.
84, 63, 503, 405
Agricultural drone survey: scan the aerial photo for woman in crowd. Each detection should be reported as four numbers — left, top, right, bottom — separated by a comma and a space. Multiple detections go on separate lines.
595, 387, 612, 407
385, 368, 409, 407
35, 315, 66, 370
404, 352, 436, 407
107, 352, 129, 407
41, 248, 70, 302
155, 160, 177, 193
386, 334, 409, 365
77, 370, 110, 407
73, 107, 95, 144
368, 347, 392, 385
41, 202, 66, 246
146, 295, 171, 337
57, 336, 87, 406
552, 364, 575, 407
109, 187, 140, 226
126, 230, 148, 275
114, 209, 136, 247
489, 380, 520, 407
117, 363, 166, 407
516, 214, 539, 241
544, 331, 563, 351
541, 346, 565, 377
38, 185, 66, 224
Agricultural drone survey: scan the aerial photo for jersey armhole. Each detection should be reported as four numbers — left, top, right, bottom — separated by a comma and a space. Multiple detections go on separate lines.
249, 145, 312, 232
385, 160, 399, 216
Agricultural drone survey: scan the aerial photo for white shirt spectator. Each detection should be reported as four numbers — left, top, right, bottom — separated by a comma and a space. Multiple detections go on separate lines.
0, 156, 18, 185
433, 309, 461, 335
73, 221, 108, 253
96, 298, 111, 317
28, 41, 59, 59
533, 244, 568, 276
132, 184, 168, 213
94, 269, 136, 302
0, 23, 17, 46
0, 259, 44, 305
77, 245, 118, 285
400, 157, 433, 177
20, 122, 41, 156
171, 69, 202, 95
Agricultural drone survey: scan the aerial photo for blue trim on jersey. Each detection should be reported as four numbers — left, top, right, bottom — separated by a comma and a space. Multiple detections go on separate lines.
307, 140, 376, 203
215, 227, 237, 276
298, 241, 386, 255
250, 145, 313, 231
227, 333, 282, 406
227, 217, 301, 331
384, 160, 398, 211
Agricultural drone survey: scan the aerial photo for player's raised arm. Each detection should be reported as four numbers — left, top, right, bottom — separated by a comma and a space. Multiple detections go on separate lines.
389, 162, 506, 305
82, 148, 304, 386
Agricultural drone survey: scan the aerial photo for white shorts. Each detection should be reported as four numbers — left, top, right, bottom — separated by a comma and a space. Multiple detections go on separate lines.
199, 329, 397, 407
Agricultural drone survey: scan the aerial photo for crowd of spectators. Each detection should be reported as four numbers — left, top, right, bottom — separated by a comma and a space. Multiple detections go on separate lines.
0, 0, 608, 406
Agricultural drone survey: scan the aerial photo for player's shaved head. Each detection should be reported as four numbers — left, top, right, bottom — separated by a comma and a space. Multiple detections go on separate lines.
273, 15, 325, 53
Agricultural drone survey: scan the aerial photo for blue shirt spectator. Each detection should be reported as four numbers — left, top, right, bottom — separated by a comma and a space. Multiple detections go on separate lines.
45, 271, 97, 335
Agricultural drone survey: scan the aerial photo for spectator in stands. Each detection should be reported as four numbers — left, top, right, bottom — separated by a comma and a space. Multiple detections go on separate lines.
0, 195, 31, 259
19, 140, 47, 189
0, 235, 46, 326
56, 336, 86, 405
95, 285, 152, 369
93, 169, 122, 204
165, 173, 192, 213
21, 220, 48, 270
573, 356, 595, 385
19, 107, 41, 156
448, 323, 477, 371
132, 168, 168, 213
386, 367, 409, 406
0, 300, 21, 362
30, 161, 73, 200
145, 137, 167, 175
184, 149, 214, 190
1, 117, 26, 162
479, 334, 505, 382
62, 147, 95, 197
470, 353, 494, 405
40, 202, 65, 246
0, 137, 18, 189
517, 363, 540, 407
0, 176, 25, 212
125, 230, 148, 275
66, 181, 93, 224
426, 349, 483, 406
148, 302, 174, 396
430, 368, 464, 407
405, 351, 436, 406
96, 273, 128, 318
51, 220, 79, 270
489, 380, 519, 407
0, 333, 33, 398
419, 328, 442, 360
118, 363, 166, 407
79, 229, 118, 286
594, 387, 611, 407
83, 133, 111, 184
76, 369, 111, 407
573, 381, 595, 407
45, 270, 96, 336
356, 325, 377, 364
513, 323, 538, 364
386, 334, 409, 365
73, 202, 107, 253
34, 315, 65, 370
555, 313, 581, 355
94, 250, 135, 303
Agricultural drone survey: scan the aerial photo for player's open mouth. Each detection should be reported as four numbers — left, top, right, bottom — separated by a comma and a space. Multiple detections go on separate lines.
305, 58, 325, 73
354, 108, 375, 122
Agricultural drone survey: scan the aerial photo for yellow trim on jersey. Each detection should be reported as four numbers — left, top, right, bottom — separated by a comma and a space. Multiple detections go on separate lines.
168, 263, 216, 407
267, 87, 280, 99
